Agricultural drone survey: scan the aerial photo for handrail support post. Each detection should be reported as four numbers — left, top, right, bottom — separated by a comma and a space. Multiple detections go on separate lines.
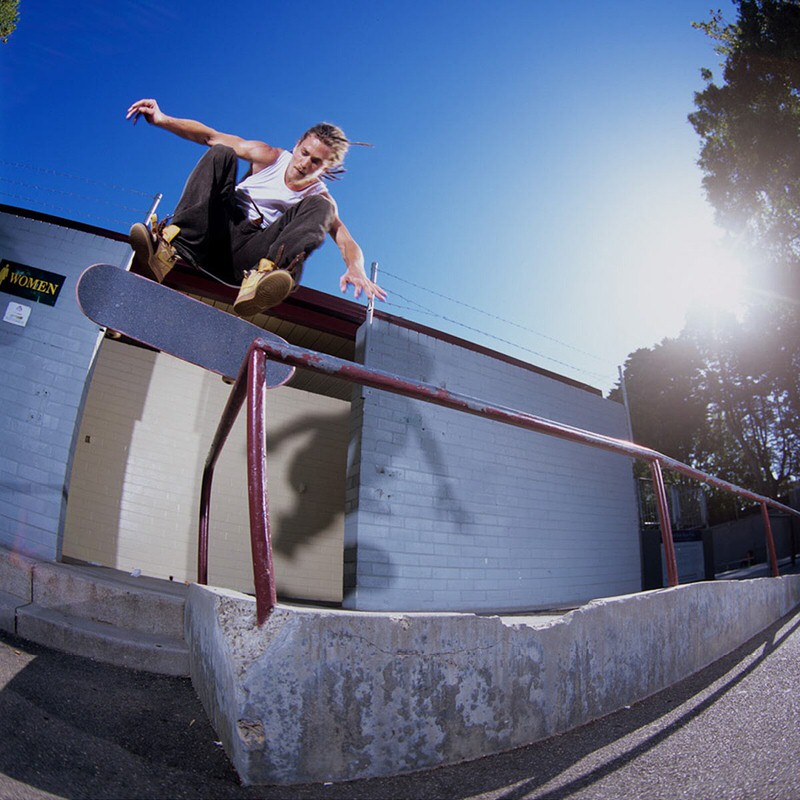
650, 460, 679, 588
247, 346, 277, 624
761, 501, 780, 578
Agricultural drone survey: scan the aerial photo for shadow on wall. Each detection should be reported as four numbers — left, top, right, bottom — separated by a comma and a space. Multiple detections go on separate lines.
345, 332, 477, 604
372, 335, 474, 526
267, 409, 350, 559
198, 383, 353, 602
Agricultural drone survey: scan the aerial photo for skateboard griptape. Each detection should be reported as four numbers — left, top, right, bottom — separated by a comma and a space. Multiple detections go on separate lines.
76, 263, 295, 386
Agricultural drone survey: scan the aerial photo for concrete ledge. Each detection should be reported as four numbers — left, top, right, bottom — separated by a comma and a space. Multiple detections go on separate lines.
0, 591, 22, 634
32, 561, 186, 638
0, 547, 35, 603
185, 577, 800, 785
0, 548, 35, 635
17, 604, 190, 676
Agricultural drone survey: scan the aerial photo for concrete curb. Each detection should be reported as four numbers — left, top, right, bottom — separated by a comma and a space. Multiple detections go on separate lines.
31, 560, 186, 638
185, 577, 800, 785
16, 603, 190, 676
0, 548, 36, 635
0, 546, 189, 675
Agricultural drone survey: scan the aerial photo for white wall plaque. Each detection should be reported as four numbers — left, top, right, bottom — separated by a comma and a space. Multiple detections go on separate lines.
3, 301, 31, 327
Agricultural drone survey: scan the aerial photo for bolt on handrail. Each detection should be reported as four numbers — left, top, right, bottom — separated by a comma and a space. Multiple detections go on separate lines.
199, 337, 800, 625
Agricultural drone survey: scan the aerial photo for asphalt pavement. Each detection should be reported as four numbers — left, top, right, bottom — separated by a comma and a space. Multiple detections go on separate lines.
1, 605, 799, 800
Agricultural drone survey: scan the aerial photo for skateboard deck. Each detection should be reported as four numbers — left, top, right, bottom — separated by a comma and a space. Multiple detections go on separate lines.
76, 263, 295, 386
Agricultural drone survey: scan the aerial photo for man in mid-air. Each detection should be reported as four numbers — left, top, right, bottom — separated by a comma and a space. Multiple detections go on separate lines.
126, 98, 386, 316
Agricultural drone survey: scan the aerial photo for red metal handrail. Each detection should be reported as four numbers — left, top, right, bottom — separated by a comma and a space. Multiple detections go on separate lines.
200, 338, 800, 625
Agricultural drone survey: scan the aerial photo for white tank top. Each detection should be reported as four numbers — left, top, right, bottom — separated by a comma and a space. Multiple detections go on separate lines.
235, 149, 328, 228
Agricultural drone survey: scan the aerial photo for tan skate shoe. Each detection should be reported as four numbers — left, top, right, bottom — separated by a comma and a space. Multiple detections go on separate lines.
233, 259, 295, 316
129, 218, 181, 283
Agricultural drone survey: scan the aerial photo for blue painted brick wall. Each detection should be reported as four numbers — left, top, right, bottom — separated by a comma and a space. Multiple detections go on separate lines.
345, 319, 641, 612
0, 209, 128, 559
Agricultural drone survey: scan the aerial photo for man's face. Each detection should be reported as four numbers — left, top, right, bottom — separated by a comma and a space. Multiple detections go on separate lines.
287, 135, 335, 187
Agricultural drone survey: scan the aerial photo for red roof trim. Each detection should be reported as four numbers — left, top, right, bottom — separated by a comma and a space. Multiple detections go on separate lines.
161, 265, 366, 339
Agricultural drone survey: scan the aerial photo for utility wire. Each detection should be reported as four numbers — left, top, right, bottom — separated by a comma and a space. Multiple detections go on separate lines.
380, 267, 605, 362
0, 177, 147, 214
0, 190, 132, 228
384, 289, 611, 381
0, 160, 152, 197
379, 268, 616, 382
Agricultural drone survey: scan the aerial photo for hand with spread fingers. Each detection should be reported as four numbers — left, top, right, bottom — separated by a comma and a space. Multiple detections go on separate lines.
126, 98, 165, 127
340, 268, 387, 302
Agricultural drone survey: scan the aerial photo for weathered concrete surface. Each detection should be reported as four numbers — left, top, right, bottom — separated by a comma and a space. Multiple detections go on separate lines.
29, 560, 186, 637
185, 576, 800, 785
0, 545, 189, 674
0, 547, 35, 634
0, 547, 35, 602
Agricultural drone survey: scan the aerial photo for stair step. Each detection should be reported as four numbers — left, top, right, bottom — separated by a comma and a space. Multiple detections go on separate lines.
32, 561, 186, 639
0, 548, 34, 601
16, 603, 190, 677
0, 590, 25, 634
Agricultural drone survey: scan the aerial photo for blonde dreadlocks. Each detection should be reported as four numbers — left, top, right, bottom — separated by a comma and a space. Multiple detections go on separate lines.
298, 123, 372, 180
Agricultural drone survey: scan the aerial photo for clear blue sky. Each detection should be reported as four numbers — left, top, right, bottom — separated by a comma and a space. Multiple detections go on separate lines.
1, 0, 741, 394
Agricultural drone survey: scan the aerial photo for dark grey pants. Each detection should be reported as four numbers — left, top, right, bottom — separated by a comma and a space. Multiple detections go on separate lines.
171, 145, 335, 284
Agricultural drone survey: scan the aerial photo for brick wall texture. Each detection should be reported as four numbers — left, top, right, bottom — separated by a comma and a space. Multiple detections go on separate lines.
344, 319, 641, 612
0, 211, 128, 559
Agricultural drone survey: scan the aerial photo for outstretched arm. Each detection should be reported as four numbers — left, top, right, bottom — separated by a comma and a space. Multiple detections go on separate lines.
126, 98, 280, 171
329, 214, 387, 302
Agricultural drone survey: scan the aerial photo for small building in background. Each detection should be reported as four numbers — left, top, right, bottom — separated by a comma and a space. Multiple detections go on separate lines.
0, 204, 640, 612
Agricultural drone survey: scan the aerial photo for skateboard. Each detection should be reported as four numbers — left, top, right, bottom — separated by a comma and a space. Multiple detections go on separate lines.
76, 263, 295, 386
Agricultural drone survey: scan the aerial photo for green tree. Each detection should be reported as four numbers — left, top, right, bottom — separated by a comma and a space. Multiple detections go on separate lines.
685, 306, 800, 498
0, 0, 19, 43
689, 0, 800, 299
612, 338, 707, 464
615, 307, 800, 518
675, 0, 800, 517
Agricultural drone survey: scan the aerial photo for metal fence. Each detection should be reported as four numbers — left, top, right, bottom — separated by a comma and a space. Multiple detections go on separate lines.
199, 338, 800, 625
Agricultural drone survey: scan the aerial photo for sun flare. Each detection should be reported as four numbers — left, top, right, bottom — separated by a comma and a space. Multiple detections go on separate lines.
641, 218, 750, 327
683, 239, 749, 318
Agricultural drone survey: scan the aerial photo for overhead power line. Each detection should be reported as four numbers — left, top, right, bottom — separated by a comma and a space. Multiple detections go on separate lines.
380, 268, 606, 362
0, 160, 153, 197
378, 269, 615, 382
383, 287, 612, 382
0, 177, 147, 214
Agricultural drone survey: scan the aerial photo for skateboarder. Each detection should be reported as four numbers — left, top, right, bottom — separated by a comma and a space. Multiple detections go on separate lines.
125, 98, 386, 316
